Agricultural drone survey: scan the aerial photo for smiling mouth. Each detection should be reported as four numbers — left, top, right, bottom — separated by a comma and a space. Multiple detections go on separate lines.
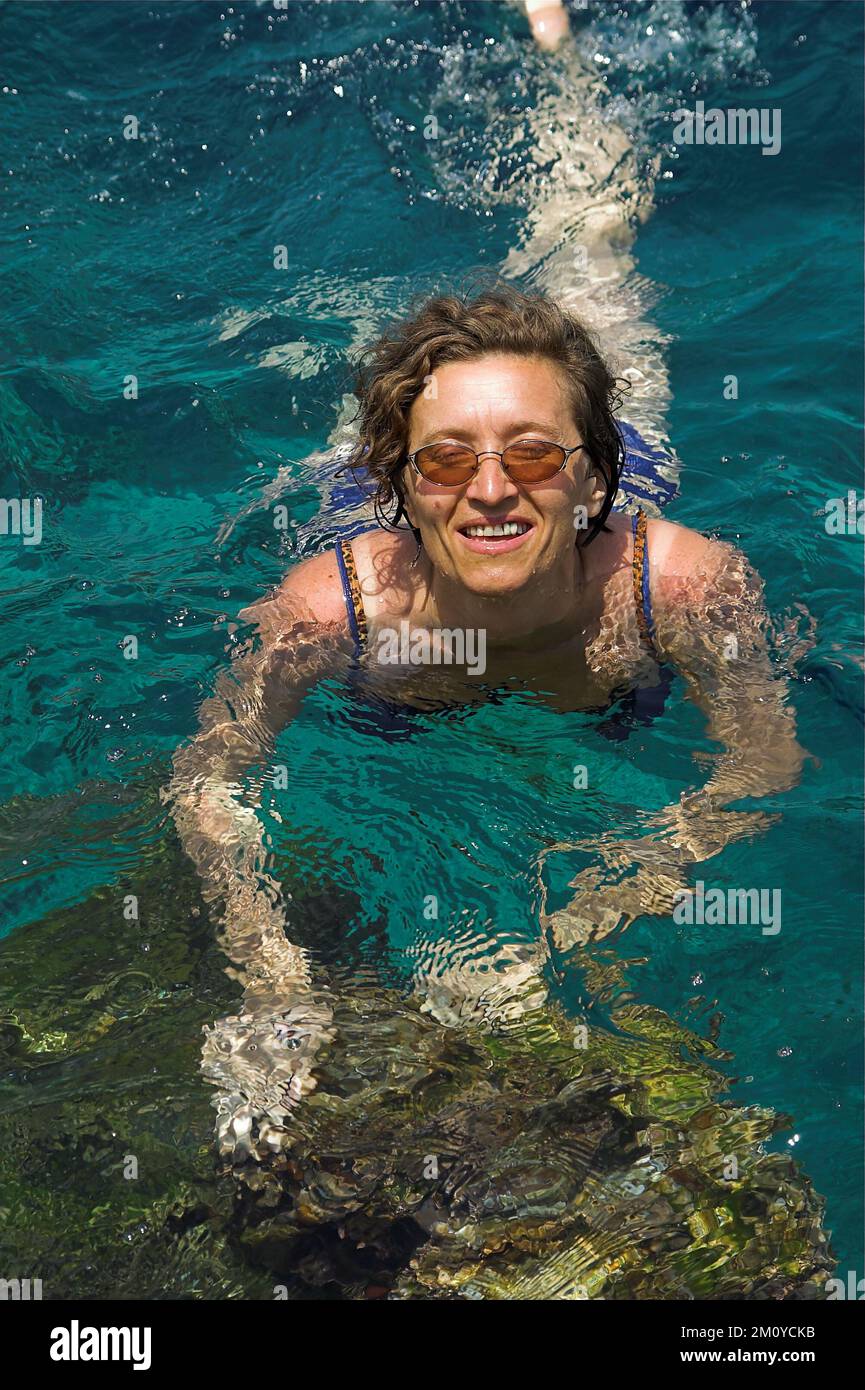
461, 521, 531, 539
455, 519, 535, 552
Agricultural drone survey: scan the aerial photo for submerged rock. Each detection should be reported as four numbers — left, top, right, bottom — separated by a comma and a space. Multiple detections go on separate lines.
215, 981, 832, 1300
0, 817, 834, 1301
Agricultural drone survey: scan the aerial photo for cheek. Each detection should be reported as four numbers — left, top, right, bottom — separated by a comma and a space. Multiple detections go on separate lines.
537, 483, 580, 530
417, 496, 454, 534
409, 504, 451, 561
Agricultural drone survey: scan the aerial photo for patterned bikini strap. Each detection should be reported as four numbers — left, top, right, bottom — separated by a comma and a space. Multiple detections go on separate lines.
335, 538, 368, 655
631, 509, 659, 657
337, 527, 655, 662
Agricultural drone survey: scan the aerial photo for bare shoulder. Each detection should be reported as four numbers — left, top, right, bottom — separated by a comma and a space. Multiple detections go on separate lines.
645, 516, 726, 574
236, 527, 417, 642
238, 546, 350, 643
351, 528, 419, 617
645, 516, 756, 608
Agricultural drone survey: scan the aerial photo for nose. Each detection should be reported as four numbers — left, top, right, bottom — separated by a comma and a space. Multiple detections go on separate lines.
464, 451, 519, 508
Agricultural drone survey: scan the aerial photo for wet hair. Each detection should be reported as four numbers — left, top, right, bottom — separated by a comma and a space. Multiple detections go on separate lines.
342, 273, 627, 545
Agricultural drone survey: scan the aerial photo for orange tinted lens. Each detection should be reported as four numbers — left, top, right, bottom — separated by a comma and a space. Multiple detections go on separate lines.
503, 441, 565, 481
415, 444, 477, 484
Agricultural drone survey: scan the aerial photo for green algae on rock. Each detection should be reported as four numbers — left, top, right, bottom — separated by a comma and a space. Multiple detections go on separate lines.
0, 835, 834, 1301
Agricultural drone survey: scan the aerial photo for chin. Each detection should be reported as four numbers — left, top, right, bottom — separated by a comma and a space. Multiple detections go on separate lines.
454, 559, 534, 596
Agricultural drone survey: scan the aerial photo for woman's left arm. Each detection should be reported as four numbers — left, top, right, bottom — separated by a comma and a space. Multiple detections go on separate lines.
543, 528, 809, 948
641, 526, 807, 859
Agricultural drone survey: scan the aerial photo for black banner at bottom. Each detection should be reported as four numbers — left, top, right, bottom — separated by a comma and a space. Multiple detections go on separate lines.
4, 1293, 861, 1375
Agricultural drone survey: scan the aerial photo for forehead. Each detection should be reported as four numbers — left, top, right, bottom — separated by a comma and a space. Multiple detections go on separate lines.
409, 354, 571, 437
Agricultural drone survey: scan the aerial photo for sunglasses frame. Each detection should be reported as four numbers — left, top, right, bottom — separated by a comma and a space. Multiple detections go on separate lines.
406, 440, 587, 487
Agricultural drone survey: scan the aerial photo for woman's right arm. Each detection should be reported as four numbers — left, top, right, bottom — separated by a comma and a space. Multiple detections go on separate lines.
166, 552, 351, 963
168, 553, 355, 1139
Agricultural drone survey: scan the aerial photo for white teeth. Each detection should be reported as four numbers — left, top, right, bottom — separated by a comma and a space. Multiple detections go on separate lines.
464, 522, 529, 539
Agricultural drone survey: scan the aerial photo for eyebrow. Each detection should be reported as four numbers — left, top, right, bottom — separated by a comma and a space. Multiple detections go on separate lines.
416, 420, 563, 447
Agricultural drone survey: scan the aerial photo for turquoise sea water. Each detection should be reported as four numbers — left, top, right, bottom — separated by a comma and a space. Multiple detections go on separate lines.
0, 0, 862, 1292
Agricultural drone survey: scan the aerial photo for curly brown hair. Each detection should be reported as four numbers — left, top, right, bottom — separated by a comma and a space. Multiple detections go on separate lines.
342, 275, 627, 545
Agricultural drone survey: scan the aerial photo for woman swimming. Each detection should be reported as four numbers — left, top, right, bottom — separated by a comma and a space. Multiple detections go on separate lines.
169, 281, 805, 1149
166, 2, 806, 1151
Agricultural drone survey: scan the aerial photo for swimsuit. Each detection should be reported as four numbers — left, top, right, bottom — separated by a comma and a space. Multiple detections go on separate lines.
335, 508, 660, 663
333, 509, 670, 740
314, 423, 675, 740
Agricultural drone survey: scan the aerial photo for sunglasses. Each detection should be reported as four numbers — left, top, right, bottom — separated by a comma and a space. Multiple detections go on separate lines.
407, 439, 586, 487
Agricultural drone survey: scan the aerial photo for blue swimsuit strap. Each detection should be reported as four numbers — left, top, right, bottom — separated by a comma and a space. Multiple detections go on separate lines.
336, 522, 658, 661
631, 509, 658, 655
336, 538, 367, 655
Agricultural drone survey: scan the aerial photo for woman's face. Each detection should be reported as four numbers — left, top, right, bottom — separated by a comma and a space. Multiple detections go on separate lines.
403, 353, 606, 599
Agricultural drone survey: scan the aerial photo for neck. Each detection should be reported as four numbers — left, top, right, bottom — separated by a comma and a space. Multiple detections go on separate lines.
422, 545, 589, 650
